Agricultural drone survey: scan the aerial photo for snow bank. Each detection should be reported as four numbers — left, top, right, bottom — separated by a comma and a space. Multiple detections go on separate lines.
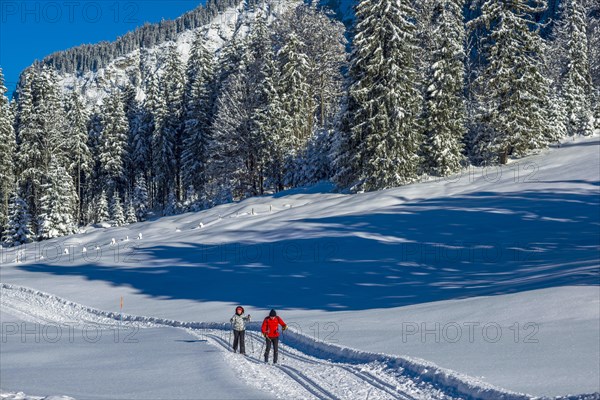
0, 282, 539, 400
0, 392, 74, 400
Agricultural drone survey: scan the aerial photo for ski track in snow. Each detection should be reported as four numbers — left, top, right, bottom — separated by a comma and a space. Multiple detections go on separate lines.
0, 283, 548, 400
0, 392, 74, 400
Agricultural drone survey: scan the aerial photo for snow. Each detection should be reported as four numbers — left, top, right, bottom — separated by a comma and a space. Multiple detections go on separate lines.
1, 135, 599, 399
0, 282, 508, 400
59, 0, 299, 110
1, 312, 272, 400
328, 286, 600, 397
0, 392, 74, 400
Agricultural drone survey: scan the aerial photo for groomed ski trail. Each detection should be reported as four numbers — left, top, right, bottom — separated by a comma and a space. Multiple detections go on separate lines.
0, 283, 533, 400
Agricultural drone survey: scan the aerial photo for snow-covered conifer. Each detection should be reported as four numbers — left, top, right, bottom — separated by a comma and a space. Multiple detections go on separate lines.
99, 90, 129, 190
469, 0, 552, 163
38, 158, 78, 239
0, 68, 16, 235
423, 0, 467, 176
133, 174, 149, 221
110, 192, 125, 226
3, 188, 33, 247
337, 0, 423, 190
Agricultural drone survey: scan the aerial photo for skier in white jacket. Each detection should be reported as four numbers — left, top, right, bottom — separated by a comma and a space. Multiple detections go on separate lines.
230, 306, 251, 355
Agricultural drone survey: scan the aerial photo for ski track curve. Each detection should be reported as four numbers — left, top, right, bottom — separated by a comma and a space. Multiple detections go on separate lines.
246, 333, 416, 400
204, 333, 341, 400
0, 283, 536, 400
245, 331, 415, 400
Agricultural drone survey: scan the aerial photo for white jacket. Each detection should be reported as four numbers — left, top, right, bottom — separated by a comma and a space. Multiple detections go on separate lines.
230, 313, 251, 331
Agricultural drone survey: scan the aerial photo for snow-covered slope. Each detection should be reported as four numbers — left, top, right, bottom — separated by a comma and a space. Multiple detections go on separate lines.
1, 136, 599, 399
58, 0, 294, 108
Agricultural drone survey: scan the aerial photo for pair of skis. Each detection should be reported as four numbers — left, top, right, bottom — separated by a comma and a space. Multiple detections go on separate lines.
258, 332, 286, 364
229, 326, 285, 363
228, 324, 255, 355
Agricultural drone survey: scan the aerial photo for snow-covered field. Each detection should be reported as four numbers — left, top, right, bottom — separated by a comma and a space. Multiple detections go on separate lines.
1, 136, 599, 399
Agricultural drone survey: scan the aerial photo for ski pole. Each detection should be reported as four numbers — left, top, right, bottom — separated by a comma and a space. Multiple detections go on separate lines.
280, 329, 285, 362
259, 335, 265, 358
228, 323, 232, 351
259, 337, 264, 356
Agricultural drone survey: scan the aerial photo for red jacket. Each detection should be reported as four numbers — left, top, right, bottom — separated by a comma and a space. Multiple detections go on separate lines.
261, 316, 286, 338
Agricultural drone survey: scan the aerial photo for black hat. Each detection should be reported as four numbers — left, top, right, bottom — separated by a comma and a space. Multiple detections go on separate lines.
269, 309, 277, 317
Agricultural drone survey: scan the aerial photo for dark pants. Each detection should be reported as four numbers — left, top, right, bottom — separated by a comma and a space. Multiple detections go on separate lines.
233, 330, 245, 354
264, 337, 279, 363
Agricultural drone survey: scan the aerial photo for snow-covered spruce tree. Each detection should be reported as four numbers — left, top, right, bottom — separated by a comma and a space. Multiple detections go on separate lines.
159, 45, 185, 204
163, 190, 178, 216
63, 90, 92, 223
423, 0, 467, 176
95, 190, 110, 223
275, 4, 347, 132
558, 0, 594, 136
330, 96, 355, 189
336, 0, 423, 191
3, 188, 33, 247
209, 50, 254, 200
152, 46, 184, 210
468, 0, 552, 164
210, 21, 280, 200
273, 5, 347, 186
278, 33, 313, 183
122, 84, 143, 191
14, 65, 66, 230
125, 194, 137, 224
547, 91, 568, 140
132, 174, 149, 222
0, 68, 16, 236
259, 64, 287, 193
545, 4, 572, 142
415, 0, 440, 91
129, 86, 151, 186
38, 158, 78, 240
152, 87, 173, 209
137, 73, 160, 205
109, 192, 125, 227
246, 15, 279, 195
589, 9, 600, 95
84, 109, 106, 224
182, 32, 215, 199
99, 90, 129, 192
215, 37, 247, 88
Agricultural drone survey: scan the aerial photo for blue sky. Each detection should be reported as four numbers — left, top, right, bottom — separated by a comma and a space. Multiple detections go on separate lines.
1, 0, 205, 97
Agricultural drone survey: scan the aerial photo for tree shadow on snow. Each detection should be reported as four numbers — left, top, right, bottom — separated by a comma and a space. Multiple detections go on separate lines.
18, 188, 600, 311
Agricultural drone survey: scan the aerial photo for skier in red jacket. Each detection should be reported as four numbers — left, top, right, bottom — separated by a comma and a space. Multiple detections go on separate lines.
261, 309, 287, 364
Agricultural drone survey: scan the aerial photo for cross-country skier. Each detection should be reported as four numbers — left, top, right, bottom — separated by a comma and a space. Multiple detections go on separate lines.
230, 306, 251, 355
261, 309, 287, 364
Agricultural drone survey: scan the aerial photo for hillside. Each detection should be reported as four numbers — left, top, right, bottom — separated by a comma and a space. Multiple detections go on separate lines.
1, 135, 598, 399
53, 0, 292, 108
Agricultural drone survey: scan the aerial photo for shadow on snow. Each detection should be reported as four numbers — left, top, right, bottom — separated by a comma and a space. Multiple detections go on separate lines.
18, 188, 600, 311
